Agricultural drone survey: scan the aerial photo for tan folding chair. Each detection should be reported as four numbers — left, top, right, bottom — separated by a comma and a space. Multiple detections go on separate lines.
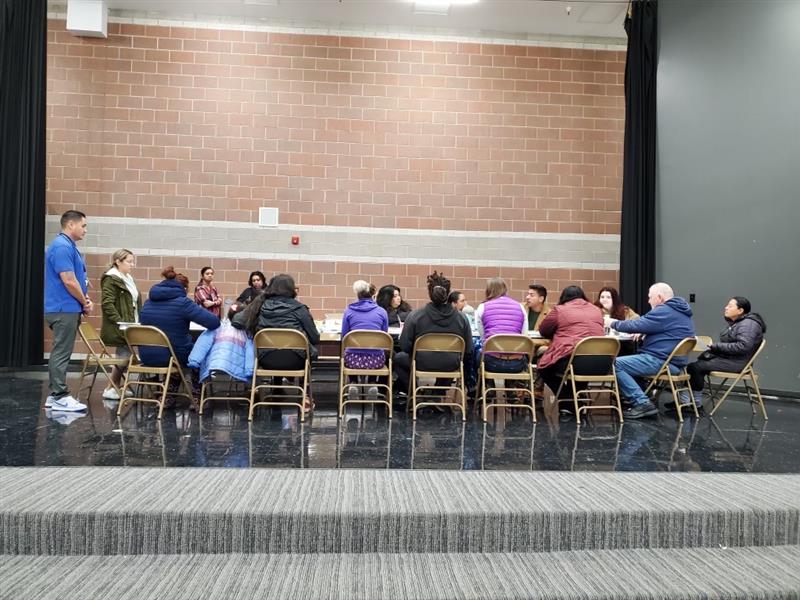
338, 330, 394, 418
642, 337, 699, 422
409, 333, 466, 421
555, 337, 623, 424
480, 334, 537, 422
250, 329, 311, 422
76, 321, 129, 397
707, 339, 768, 419
118, 325, 193, 419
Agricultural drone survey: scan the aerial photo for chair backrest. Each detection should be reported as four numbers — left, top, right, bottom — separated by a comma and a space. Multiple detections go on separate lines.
662, 337, 698, 365
483, 334, 535, 361
740, 338, 767, 373
341, 330, 393, 355
254, 328, 309, 353
412, 333, 465, 358
569, 336, 620, 376
79, 321, 110, 357
124, 325, 181, 365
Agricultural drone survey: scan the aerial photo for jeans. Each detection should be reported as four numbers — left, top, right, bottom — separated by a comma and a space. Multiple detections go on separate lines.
45, 312, 81, 398
615, 353, 678, 406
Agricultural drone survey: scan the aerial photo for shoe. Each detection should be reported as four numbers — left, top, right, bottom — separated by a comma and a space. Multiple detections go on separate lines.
45, 409, 86, 425
49, 395, 87, 412
347, 384, 358, 401
367, 386, 379, 401
665, 391, 704, 412
623, 401, 658, 419
102, 387, 120, 400
44, 394, 56, 408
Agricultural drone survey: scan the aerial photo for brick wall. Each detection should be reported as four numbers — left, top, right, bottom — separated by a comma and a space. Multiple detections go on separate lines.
45, 18, 625, 347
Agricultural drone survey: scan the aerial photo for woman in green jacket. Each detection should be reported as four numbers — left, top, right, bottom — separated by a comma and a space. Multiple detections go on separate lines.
100, 249, 142, 400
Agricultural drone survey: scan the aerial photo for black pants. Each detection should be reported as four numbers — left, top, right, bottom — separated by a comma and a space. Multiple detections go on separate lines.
394, 351, 458, 394
538, 356, 585, 399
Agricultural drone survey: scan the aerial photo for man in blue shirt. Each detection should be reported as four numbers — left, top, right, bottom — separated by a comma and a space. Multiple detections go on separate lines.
44, 210, 93, 412
608, 282, 695, 419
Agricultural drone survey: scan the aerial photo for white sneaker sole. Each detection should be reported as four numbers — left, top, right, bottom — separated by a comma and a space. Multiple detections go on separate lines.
49, 403, 88, 412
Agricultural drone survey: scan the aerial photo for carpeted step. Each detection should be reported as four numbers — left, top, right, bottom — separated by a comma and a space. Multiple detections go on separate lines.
2, 545, 800, 599
1, 468, 798, 555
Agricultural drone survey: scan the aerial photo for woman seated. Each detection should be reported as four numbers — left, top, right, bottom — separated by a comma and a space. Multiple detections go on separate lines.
341, 280, 389, 399
139, 266, 221, 367
536, 285, 604, 401
475, 277, 527, 374
394, 271, 473, 395
376, 284, 412, 327
233, 274, 319, 410
681, 296, 766, 408
236, 270, 266, 306
595, 286, 639, 320
188, 304, 255, 387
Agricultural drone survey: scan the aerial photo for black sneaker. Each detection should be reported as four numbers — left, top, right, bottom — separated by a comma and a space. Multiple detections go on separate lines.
623, 401, 658, 419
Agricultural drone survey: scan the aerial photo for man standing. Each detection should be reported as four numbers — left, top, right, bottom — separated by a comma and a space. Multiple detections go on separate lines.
44, 210, 92, 411
608, 282, 695, 419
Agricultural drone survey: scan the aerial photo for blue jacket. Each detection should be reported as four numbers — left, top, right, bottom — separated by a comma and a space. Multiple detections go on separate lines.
613, 297, 695, 366
188, 323, 254, 383
341, 299, 388, 358
139, 279, 220, 367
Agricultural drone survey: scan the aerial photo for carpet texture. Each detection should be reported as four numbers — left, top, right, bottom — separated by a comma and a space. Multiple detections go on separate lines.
1, 468, 798, 555
2, 546, 800, 599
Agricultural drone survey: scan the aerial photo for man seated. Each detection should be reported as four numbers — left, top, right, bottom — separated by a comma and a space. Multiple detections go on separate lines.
607, 282, 695, 419
521, 283, 551, 399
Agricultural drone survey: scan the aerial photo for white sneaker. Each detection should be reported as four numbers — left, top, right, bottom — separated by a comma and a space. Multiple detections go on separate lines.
102, 387, 120, 400
347, 385, 358, 401
44, 394, 56, 408
49, 395, 87, 412
367, 386, 379, 400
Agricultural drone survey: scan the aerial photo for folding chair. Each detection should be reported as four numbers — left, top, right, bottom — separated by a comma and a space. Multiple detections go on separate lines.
338, 330, 394, 418
555, 337, 623, 424
76, 321, 129, 397
250, 329, 311, 422
642, 337, 699, 422
199, 371, 252, 415
410, 333, 467, 421
118, 325, 193, 419
707, 339, 768, 419
480, 334, 537, 422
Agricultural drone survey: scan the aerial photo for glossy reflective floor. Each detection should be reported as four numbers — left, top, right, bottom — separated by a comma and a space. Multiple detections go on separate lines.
1, 371, 799, 471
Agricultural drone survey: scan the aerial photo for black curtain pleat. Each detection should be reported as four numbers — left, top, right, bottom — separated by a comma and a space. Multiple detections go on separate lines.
620, 0, 658, 315
0, 0, 46, 366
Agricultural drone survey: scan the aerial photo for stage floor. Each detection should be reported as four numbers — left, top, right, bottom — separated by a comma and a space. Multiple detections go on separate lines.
1, 371, 798, 472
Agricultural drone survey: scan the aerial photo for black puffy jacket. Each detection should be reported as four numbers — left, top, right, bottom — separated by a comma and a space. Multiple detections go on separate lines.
234, 295, 320, 361
708, 312, 766, 362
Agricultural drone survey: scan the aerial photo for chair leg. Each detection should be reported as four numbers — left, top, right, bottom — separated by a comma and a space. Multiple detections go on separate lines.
338, 367, 345, 418
709, 375, 741, 416
748, 374, 768, 420
481, 364, 488, 422
459, 372, 466, 422
157, 374, 168, 420
669, 377, 684, 423
571, 374, 580, 425
199, 381, 208, 415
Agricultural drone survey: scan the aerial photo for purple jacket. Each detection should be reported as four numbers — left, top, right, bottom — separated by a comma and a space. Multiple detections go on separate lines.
481, 295, 525, 341
342, 299, 389, 358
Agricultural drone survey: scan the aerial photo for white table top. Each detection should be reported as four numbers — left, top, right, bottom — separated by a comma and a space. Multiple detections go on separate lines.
118, 321, 207, 332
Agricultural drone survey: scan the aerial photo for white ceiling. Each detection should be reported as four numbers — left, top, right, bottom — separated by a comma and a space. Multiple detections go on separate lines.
89, 0, 629, 43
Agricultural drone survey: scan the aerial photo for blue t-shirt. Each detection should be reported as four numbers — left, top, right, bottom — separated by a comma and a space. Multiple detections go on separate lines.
44, 233, 88, 314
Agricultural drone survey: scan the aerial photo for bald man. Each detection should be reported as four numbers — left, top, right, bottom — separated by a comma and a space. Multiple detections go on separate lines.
608, 283, 695, 419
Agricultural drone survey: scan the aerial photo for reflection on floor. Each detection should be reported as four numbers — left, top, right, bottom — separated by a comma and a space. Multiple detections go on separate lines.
1, 371, 798, 471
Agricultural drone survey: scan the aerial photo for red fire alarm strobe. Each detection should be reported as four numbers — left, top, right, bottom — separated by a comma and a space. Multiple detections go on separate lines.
291, 236, 300, 245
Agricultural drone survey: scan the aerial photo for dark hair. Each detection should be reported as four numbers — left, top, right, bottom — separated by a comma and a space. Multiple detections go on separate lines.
730, 296, 751, 315
198, 266, 214, 285
427, 270, 451, 306
239, 291, 268, 337
265, 273, 297, 299
162, 266, 189, 290
528, 284, 547, 300
595, 286, 630, 321
60, 210, 86, 228
558, 285, 587, 305
484, 277, 508, 301
448, 290, 463, 304
376, 284, 411, 314
248, 270, 266, 288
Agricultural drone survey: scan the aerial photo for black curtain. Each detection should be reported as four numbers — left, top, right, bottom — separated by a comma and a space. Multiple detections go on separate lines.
0, 0, 46, 366
619, 0, 658, 315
